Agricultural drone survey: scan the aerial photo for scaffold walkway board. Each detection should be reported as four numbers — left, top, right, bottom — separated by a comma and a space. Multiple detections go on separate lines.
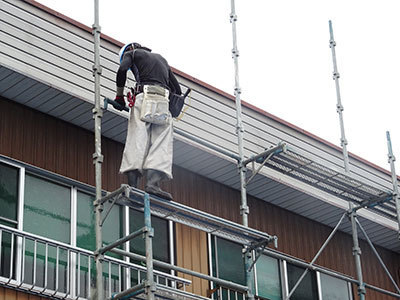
266, 148, 396, 219
111, 186, 276, 246
130, 285, 212, 300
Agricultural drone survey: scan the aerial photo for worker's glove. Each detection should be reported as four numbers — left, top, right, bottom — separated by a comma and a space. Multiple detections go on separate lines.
114, 95, 125, 111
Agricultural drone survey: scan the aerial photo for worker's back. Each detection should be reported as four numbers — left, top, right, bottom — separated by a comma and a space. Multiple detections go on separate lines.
133, 49, 170, 88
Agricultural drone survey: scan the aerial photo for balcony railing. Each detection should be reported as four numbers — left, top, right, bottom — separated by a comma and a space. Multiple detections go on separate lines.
0, 224, 193, 299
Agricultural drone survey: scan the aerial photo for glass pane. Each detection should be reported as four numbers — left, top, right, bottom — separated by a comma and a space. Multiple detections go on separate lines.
287, 263, 318, 300
24, 174, 71, 243
320, 273, 350, 300
76, 191, 123, 255
256, 255, 281, 300
0, 162, 18, 222
0, 231, 15, 278
129, 209, 170, 263
216, 237, 246, 285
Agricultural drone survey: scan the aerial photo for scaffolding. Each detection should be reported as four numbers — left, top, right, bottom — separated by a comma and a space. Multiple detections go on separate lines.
89, 2, 400, 300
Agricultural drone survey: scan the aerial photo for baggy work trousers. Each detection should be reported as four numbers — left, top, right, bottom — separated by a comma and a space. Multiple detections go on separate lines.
119, 93, 173, 179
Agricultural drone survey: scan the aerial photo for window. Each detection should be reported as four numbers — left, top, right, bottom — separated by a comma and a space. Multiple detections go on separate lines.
24, 174, 71, 243
129, 208, 170, 263
320, 273, 351, 300
76, 190, 123, 297
0, 162, 19, 278
286, 263, 318, 300
256, 255, 282, 300
212, 236, 246, 284
211, 236, 246, 300
0, 162, 19, 227
22, 174, 71, 292
77, 191, 123, 251
129, 208, 170, 286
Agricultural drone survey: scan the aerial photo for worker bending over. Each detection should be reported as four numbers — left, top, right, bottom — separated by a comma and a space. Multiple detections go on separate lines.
114, 42, 182, 200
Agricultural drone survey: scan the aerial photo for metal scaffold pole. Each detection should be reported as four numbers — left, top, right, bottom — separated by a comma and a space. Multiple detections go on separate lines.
229, 2, 254, 300
230, 0, 248, 227
329, 20, 365, 300
386, 131, 400, 240
92, 0, 104, 299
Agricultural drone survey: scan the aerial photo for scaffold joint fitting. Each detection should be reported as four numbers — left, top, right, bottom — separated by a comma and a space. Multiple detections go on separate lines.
352, 246, 361, 256
333, 72, 340, 79
240, 204, 249, 215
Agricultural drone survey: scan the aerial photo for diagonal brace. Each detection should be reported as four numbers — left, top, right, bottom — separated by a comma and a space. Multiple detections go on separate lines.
286, 212, 346, 299
355, 217, 400, 294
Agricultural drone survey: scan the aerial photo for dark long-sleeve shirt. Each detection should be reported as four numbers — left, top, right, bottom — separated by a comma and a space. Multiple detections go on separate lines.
116, 49, 182, 95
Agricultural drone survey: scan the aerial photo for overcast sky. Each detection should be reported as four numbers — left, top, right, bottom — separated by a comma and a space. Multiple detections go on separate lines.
37, 0, 400, 173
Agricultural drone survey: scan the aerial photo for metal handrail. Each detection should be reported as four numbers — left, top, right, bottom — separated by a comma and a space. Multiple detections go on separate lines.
0, 224, 191, 299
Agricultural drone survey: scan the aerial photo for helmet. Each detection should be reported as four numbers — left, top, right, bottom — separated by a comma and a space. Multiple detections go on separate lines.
119, 42, 152, 63
118, 42, 142, 63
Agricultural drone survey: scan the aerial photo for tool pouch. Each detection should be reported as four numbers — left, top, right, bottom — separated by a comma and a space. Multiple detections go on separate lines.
140, 85, 170, 125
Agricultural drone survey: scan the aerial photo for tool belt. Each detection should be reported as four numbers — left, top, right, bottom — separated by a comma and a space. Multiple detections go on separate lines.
139, 85, 170, 125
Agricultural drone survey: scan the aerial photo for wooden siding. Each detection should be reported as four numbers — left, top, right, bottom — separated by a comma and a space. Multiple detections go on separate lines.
175, 224, 209, 297
1, 94, 400, 299
0, 287, 45, 300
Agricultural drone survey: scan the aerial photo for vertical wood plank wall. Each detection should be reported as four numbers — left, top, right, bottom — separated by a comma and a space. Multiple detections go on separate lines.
1, 97, 400, 299
175, 224, 209, 296
0, 287, 45, 300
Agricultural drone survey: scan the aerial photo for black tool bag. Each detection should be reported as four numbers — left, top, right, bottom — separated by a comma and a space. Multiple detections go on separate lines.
169, 88, 191, 118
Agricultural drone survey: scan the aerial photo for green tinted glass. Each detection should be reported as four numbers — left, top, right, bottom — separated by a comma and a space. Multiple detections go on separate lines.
287, 263, 318, 300
77, 191, 123, 253
24, 174, 70, 243
0, 162, 18, 222
320, 273, 350, 300
129, 208, 169, 263
256, 255, 281, 300
216, 237, 245, 285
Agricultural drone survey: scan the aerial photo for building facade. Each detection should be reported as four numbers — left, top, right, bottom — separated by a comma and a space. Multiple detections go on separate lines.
0, 1, 399, 299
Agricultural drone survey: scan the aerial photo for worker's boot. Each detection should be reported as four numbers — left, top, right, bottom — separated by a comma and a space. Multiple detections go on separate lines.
145, 169, 173, 200
127, 170, 141, 188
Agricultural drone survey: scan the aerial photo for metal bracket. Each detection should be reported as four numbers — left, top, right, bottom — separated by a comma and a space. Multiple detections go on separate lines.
100, 193, 121, 227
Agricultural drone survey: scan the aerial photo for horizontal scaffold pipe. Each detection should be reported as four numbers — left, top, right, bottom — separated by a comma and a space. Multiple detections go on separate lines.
96, 185, 129, 206
174, 128, 240, 161
111, 248, 248, 292
242, 143, 287, 166
97, 227, 148, 255
108, 282, 145, 300
263, 248, 400, 299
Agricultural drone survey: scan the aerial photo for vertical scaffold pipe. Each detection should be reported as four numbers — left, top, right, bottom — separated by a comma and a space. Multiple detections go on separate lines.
229, 2, 254, 300
329, 20, 349, 173
230, 0, 247, 227
386, 131, 400, 240
328, 20, 365, 300
92, 0, 104, 299
144, 193, 155, 300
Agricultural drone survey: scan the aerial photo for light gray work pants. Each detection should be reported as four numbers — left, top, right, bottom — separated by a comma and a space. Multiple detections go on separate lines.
119, 93, 173, 179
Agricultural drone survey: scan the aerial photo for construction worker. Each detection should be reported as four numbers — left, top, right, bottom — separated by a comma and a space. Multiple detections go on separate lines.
114, 42, 182, 200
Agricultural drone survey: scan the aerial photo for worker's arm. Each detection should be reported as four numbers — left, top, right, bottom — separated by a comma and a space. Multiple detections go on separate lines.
116, 50, 134, 96
168, 69, 182, 95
